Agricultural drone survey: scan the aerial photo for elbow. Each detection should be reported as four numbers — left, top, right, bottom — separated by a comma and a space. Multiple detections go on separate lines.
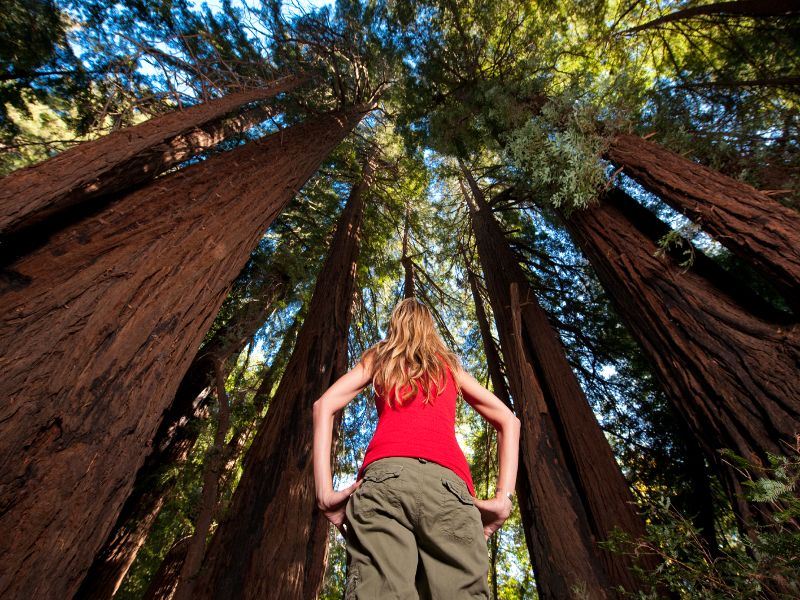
491, 413, 520, 432
312, 398, 327, 416
502, 414, 521, 432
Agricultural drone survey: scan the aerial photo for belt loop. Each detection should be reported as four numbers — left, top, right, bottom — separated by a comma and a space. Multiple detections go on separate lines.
417, 457, 427, 463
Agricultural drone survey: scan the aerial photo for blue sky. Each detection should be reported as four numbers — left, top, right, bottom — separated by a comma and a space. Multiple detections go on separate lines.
189, 0, 333, 14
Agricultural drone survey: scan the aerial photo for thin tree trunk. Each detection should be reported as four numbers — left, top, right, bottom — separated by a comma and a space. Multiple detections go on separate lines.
401, 204, 416, 297
74, 266, 292, 600
0, 106, 367, 600
462, 170, 655, 598
215, 313, 304, 498
191, 154, 374, 600
463, 248, 511, 410
618, 1, 800, 35
559, 187, 800, 532
606, 133, 800, 311
461, 256, 512, 600
142, 537, 192, 600
0, 74, 306, 238
173, 361, 232, 600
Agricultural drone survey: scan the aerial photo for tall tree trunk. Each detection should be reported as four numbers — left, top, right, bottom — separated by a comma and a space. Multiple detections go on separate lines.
191, 154, 374, 600
215, 312, 304, 499
606, 133, 800, 311
465, 250, 544, 596
401, 204, 416, 297
559, 187, 800, 531
0, 74, 307, 238
74, 266, 292, 600
465, 243, 546, 593
0, 106, 367, 600
619, 1, 800, 35
462, 169, 655, 598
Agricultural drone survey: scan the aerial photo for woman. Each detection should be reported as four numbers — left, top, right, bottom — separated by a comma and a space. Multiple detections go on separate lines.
313, 298, 521, 598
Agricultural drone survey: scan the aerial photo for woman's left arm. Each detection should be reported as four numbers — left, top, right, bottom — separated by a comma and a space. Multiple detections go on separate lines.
312, 358, 373, 510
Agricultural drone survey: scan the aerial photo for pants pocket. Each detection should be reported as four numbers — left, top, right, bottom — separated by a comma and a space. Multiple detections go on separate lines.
354, 464, 404, 518
439, 475, 476, 544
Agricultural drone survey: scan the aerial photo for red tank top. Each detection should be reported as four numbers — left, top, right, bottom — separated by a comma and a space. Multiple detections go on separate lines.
356, 361, 476, 497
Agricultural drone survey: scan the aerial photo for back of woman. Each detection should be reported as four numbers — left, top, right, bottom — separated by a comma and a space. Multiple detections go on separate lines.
312, 298, 521, 599
357, 353, 476, 498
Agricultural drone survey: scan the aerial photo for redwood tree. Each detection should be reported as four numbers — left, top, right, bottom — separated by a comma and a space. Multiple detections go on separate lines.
0, 74, 307, 238
560, 186, 800, 530
0, 105, 368, 599
74, 263, 293, 600
463, 244, 544, 596
606, 133, 800, 311
191, 153, 375, 600
463, 168, 656, 598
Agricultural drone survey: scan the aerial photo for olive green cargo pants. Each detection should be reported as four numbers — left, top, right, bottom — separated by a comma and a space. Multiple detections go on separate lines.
343, 456, 490, 599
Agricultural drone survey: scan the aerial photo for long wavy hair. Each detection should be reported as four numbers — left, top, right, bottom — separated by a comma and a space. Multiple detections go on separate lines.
359, 298, 462, 409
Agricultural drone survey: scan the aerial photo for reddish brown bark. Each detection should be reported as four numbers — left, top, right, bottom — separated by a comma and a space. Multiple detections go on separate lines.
0, 106, 367, 599
463, 170, 655, 598
560, 187, 800, 530
191, 156, 374, 600
619, 1, 800, 35
74, 266, 292, 599
606, 133, 800, 310
0, 75, 307, 238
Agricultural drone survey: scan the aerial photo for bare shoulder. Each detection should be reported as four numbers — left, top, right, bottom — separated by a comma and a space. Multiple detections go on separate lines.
359, 351, 376, 381
450, 364, 518, 427
450, 363, 474, 386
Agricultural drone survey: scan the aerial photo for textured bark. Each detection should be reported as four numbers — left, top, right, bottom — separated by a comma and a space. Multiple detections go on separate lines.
607, 133, 800, 310
0, 106, 366, 599
75, 267, 292, 600
0, 74, 307, 238
560, 187, 800, 530
73, 405, 208, 600
192, 156, 373, 600
463, 171, 654, 598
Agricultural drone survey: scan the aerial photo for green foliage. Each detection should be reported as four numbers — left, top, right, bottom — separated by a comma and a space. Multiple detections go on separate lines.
653, 227, 698, 271
501, 92, 620, 214
604, 445, 800, 599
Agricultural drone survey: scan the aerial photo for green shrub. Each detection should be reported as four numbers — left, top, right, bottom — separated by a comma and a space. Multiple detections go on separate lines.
603, 440, 800, 599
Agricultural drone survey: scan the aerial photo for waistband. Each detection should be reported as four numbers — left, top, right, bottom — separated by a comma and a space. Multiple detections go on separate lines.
364, 456, 459, 479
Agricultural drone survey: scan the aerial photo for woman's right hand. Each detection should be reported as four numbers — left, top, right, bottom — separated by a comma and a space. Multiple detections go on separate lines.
318, 479, 363, 536
473, 495, 513, 541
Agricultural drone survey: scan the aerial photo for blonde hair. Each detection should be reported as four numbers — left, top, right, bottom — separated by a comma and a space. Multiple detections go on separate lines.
359, 298, 462, 409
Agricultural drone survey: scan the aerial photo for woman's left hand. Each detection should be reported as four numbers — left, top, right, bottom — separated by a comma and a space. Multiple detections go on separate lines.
473, 495, 513, 541
319, 479, 363, 537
